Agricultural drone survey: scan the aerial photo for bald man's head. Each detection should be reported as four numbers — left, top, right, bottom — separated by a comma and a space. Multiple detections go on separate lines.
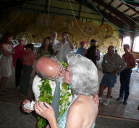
36, 57, 62, 79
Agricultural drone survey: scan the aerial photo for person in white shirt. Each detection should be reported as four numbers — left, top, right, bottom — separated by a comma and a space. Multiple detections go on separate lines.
52, 32, 73, 62
51, 32, 60, 55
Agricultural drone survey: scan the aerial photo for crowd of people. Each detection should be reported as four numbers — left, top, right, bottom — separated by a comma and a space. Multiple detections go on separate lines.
0, 32, 137, 128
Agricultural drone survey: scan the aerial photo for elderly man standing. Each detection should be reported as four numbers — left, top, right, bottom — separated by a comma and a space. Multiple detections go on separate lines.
99, 45, 125, 105
51, 32, 60, 55
56, 32, 73, 62
117, 44, 135, 105
51, 32, 73, 62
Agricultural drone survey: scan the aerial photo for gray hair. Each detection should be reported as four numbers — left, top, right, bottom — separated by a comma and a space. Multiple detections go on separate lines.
66, 53, 98, 96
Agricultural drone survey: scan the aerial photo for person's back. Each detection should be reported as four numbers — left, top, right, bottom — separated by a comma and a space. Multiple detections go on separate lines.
86, 46, 96, 59
13, 44, 25, 66
21, 45, 34, 63
66, 95, 98, 128
86, 39, 98, 65
19, 44, 36, 96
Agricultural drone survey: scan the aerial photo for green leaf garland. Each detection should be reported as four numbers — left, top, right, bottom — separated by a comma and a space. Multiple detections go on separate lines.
36, 62, 71, 128
58, 83, 71, 119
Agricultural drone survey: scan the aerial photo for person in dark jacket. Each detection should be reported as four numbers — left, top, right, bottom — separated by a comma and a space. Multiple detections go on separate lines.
86, 39, 100, 65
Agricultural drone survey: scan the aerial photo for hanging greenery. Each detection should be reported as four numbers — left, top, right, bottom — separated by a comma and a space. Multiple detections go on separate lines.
0, 10, 120, 52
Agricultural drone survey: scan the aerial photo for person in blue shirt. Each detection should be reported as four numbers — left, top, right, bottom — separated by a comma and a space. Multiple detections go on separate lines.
76, 41, 87, 56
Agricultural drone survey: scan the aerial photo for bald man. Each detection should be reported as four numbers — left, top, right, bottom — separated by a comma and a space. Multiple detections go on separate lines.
36, 57, 63, 79
22, 56, 71, 119
35, 57, 70, 83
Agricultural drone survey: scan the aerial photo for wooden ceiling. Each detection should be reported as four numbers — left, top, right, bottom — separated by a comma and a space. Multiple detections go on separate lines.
80, 0, 139, 31
0, 0, 139, 31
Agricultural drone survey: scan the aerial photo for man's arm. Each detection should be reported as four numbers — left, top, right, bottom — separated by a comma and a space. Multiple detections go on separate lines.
66, 34, 73, 49
117, 55, 126, 72
130, 54, 136, 68
101, 55, 107, 73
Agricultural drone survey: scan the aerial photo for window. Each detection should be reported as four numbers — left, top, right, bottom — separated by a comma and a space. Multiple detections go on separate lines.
122, 36, 131, 46
133, 36, 139, 53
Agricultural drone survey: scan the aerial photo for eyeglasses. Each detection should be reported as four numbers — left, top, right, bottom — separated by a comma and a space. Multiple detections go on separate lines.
36, 65, 65, 81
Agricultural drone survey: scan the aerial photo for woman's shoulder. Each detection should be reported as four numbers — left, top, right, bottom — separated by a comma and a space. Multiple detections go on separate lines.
66, 96, 95, 128
70, 96, 91, 111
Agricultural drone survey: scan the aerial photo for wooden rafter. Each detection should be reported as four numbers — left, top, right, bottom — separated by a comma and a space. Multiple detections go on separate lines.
109, 0, 114, 5
122, 3, 139, 18
0, 0, 26, 10
92, 0, 134, 27
99, 10, 126, 28
124, 3, 138, 12
80, 0, 127, 29
134, 16, 139, 19
130, 13, 137, 17
123, 8, 131, 13
116, 3, 123, 8
78, 1, 82, 19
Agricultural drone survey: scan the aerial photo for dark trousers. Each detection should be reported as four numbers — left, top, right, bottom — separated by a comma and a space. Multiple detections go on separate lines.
15, 59, 23, 87
119, 68, 132, 101
19, 65, 33, 97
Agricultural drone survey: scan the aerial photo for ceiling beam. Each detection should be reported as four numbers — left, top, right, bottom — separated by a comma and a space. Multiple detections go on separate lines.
116, 3, 123, 8
124, 4, 139, 17
123, 8, 131, 13
109, 0, 114, 6
79, 0, 126, 29
99, 10, 125, 28
92, 0, 134, 27
130, 13, 137, 17
0, 0, 26, 10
